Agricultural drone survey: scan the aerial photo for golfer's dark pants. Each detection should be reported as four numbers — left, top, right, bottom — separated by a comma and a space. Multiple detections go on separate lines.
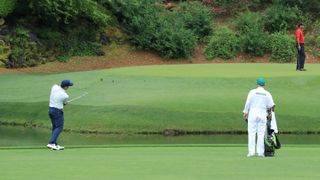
296, 44, 305, 70
48, 107, 64, 145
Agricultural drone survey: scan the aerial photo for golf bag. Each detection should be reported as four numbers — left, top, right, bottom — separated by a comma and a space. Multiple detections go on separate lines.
264, 111, 281, 157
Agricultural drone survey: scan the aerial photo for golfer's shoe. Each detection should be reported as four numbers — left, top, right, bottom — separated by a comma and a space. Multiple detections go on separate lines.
47, 144, 56, 149
56, 145, 64, 150
50, 144, 64, 150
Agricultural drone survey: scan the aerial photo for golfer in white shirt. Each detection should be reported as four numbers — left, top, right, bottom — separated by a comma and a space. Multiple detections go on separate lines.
243, 78, 275, 157
47, 80, 73, 150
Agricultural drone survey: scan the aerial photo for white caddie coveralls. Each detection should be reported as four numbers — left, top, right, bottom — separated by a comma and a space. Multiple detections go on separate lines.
243, 87, 275, 155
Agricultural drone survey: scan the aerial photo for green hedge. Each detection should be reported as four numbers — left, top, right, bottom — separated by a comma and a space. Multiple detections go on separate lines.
204, 26, 238, 60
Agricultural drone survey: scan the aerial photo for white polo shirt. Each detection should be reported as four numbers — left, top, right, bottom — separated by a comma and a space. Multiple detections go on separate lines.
49, 84, 69, 109
243, 87, 275, 114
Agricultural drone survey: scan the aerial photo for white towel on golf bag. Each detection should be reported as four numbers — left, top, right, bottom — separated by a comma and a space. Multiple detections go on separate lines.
271, 112, 278, 133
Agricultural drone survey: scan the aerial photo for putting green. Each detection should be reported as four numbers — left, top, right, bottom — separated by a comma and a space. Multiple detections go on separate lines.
0, 145, 320, 180
0, 64, 320, 133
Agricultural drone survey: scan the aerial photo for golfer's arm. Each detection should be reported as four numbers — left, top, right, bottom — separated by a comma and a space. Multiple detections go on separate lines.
62, 94, 69, 105
296, 33, 301, 47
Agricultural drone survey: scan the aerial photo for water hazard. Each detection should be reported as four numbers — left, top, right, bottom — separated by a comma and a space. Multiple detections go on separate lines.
1, 126, 319, 147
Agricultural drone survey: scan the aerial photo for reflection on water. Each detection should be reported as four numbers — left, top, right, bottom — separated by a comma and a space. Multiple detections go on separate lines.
0, 126, 319, 147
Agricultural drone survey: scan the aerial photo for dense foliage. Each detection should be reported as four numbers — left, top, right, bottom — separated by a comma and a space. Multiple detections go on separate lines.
235, 12, 268, 56
174, 1, 213, 39
0, 0, 16, 17
305, 21, 320, 58
29, 0, 111, 26
36, 22, 101, 62
0, 0, 112, 67
263, 5, 303, 33
277, 0, 320, 18
269, 32, 295, 63
8, 27, 46, 68
108, 0, 211, 58
1, 0, 320, 68
204, 26, 238, 60
201, 0, 270, 15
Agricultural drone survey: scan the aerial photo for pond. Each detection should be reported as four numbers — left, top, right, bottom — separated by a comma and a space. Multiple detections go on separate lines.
0, 126, 319, 147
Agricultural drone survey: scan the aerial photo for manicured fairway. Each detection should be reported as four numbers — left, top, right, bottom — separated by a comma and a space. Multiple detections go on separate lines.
1, 145, 320, 180
1, 64, 320, 133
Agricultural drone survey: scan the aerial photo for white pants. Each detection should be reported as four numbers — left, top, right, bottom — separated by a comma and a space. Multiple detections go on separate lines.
248, 110, 267, 155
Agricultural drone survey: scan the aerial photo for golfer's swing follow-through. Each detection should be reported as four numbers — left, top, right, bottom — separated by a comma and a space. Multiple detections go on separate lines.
47, 80, 73, 150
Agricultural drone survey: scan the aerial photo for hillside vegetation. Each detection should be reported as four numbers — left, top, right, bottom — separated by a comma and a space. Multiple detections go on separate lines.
1, 0, 320, 69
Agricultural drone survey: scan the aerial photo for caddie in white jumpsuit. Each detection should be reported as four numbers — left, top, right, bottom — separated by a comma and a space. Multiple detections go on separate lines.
243, 78, 275, 157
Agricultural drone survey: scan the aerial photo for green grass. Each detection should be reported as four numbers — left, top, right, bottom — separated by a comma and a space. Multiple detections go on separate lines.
1, 64, 320, 133
1, 146, 320, 180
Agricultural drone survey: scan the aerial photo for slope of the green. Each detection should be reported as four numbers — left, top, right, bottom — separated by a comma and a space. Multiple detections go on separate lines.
1, 64, 319, 133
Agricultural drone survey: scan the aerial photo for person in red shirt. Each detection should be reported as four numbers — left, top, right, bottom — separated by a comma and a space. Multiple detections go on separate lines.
296, 23, 306, 71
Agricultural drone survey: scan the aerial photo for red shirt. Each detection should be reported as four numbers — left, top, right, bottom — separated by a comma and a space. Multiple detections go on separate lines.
296, 27, 304, 44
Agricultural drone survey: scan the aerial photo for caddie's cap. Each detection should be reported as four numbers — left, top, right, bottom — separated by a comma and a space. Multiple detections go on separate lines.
256, 78, 265, 86
61, 80, 74, 87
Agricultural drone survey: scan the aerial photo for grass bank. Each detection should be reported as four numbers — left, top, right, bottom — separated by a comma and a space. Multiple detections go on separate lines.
0, 64, 320, 133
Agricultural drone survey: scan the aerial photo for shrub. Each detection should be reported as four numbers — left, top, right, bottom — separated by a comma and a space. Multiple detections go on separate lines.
278, 0, 320, 18
201, 0, 265, 15
304, 21, 320, 58
269, 32, 295, 63
108, 0, 198, 59
29, 0, 111, 26
235, 12, 268, 56
0, 0, 16, 17
263, 5, 303, 33
152, 20, 197, 59
37, 22, 101, 59
0, 40, 11, 67
240, 26, 268, 56
116, 1, 163, 49
174, 1, 213, 39
204, 26, 239, 60
8, 27, 46, 68
235, 11, 264, 33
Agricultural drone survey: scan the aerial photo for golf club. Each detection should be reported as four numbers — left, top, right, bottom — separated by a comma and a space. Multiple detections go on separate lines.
67, 92, 89, 103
